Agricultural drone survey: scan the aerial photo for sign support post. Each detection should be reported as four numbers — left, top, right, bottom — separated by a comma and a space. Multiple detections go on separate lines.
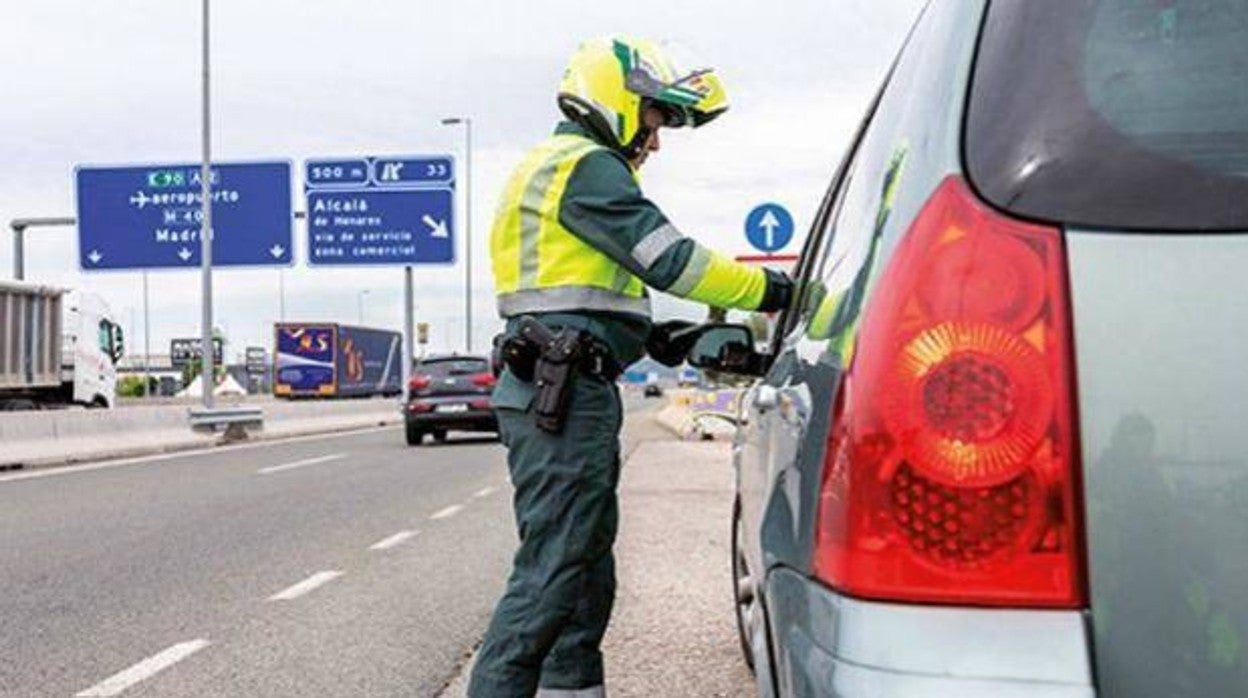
403, 266, 414, 400
142, 271, 151, 398
199, 0, 215, 410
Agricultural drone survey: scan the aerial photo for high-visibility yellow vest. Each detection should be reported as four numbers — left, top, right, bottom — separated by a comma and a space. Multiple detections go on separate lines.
491, 134, 650, 318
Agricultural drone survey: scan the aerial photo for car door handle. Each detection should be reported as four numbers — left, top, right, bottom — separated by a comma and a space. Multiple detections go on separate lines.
753, 385, 778, 411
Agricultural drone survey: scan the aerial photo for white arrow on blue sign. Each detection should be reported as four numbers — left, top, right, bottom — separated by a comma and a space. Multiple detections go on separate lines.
744, 203, 795, 253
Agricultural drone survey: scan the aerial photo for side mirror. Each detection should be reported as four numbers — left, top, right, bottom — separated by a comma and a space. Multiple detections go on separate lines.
687, 324, 766, 376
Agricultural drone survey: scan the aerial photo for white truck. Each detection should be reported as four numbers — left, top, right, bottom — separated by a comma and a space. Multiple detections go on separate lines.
0, 280, 122, 410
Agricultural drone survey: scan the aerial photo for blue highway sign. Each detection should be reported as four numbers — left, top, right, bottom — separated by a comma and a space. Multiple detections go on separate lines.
75, 161, 293, 270
305, 156, 455, 266
744, 203, 795, 253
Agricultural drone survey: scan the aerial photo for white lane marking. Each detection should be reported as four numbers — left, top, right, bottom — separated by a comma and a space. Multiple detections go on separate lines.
76, 639, 210, 697
257, 453, 345, 475
473, 486, 497, 499
430, 504, 464, 520
369, 530, 419, 551
267, 571, 344, 601
0, 425, 400, 485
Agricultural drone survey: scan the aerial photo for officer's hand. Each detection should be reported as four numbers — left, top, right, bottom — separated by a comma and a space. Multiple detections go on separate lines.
757, 268, 795, 313
646, 320, 700, 367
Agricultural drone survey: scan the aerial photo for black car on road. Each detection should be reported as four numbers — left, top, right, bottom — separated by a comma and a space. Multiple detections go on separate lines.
404, 355, 498, 446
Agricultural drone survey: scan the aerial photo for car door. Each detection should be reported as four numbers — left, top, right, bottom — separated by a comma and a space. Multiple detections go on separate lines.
735, 99, 878, 583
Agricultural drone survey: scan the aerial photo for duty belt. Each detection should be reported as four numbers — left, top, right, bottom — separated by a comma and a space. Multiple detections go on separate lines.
496, 316, 620, 434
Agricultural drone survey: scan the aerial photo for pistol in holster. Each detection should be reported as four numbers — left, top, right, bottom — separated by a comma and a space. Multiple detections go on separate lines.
499, 316, 587, 434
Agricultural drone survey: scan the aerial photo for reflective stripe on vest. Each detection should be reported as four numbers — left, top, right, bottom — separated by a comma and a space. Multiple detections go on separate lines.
492, 134, 648, 318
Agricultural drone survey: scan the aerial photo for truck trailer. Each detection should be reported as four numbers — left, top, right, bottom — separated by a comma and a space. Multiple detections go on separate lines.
273, 323, 402, 399
0, 281, 123, 410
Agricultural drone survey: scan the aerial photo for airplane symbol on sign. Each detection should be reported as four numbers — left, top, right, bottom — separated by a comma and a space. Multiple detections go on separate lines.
129, 191, 152, 209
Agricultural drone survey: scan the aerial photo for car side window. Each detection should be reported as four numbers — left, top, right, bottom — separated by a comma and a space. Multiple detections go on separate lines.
790, 2, 948, 368
770, 96, 884, 357
785, 167, 857, 343
794, 141, 909, 367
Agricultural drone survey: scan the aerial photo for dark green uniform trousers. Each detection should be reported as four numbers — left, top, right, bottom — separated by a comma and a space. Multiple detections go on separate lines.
467, 367, 623, 697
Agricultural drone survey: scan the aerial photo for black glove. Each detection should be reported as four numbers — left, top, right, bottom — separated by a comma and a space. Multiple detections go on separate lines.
756, 268, 795, 313
645, 320, 701, 367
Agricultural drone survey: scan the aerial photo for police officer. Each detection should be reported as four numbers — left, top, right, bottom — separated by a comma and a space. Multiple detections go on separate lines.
469, 35, 793, 698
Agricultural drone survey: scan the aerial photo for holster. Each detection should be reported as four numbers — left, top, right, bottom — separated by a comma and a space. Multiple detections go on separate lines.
502, 316, 585, 434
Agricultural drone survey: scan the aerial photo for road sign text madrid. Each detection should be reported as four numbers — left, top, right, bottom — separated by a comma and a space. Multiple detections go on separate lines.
75, 161, 293, 270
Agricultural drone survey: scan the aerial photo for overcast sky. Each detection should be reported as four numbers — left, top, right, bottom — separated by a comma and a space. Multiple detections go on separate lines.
0, 0, 924, 359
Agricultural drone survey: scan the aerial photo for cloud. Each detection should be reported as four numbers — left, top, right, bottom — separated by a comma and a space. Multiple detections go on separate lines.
0, 0, 923, 356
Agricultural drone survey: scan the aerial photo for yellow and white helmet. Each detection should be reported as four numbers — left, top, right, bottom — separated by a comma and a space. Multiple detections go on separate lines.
557, 36, 729, 158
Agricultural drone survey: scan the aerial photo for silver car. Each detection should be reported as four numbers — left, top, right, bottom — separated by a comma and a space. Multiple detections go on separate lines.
689, 0, 1248, 695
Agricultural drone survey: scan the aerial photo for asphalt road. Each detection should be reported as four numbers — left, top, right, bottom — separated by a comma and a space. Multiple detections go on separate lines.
0, 426, 517, 697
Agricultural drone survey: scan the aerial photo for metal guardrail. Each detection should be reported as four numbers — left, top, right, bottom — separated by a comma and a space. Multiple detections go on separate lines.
187, 406, 264, 441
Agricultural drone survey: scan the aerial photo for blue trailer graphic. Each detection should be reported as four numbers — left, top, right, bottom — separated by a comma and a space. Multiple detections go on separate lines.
274, 323, 401, 398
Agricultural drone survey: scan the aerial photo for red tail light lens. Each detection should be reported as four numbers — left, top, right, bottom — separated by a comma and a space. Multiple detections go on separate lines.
409, 374, 431, 391
408, 401, 433, 413
812, 176, 1085, 608
470, 398, 492, 410
472, 372, 497, 388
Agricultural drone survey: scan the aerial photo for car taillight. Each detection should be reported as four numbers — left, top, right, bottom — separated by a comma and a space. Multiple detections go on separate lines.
409, 374, 431, 391
408, 401, 434, 413
471, 372, 497, 388
470, 398, 492, 410
812, 176, 1085, 608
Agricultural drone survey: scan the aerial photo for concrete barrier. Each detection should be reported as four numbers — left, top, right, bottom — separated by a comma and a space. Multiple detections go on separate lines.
0, 398, 404, 469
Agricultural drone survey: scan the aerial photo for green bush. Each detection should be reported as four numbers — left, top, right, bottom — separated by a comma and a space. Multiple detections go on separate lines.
118, 375, 157, 397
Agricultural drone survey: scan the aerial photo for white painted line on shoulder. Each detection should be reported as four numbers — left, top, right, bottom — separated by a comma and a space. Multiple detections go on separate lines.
0, 426, 397, 485
369, 530, 419, 551
473, 486, 497, 499
430, 504, 465, 520
257, 453, 345, 475
76, 639, 210, 697
267, 571, 344, 601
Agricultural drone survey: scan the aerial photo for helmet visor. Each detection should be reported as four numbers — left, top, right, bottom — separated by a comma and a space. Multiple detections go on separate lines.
621, 40, 727, 128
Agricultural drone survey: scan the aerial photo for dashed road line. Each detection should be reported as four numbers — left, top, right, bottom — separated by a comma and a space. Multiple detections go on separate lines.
76, 639, 210, 697
473, 486, 497, 499
267, 571, 344, 601
430, 504, 465, 520
257, 453, 345, 475
0, 426, 396, 485
369, 530, 420, 551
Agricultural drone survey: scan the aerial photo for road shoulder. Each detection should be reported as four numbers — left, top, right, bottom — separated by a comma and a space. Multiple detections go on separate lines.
438, 410, 755, 697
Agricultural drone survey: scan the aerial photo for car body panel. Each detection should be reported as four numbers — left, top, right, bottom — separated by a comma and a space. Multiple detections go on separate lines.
766, 567, 1093, 697
732, 0, 1109, 694
1067, 230, 1248, 696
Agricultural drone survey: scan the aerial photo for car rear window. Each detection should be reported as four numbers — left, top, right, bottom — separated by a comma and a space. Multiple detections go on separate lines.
418, 358, 488, 377
966, 0, 1248, 231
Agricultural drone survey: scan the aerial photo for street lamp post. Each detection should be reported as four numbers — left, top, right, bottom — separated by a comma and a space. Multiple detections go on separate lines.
441, 117, 473, 353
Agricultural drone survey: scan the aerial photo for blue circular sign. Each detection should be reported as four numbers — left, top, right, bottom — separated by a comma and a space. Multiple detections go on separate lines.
744, 203, 794, 253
